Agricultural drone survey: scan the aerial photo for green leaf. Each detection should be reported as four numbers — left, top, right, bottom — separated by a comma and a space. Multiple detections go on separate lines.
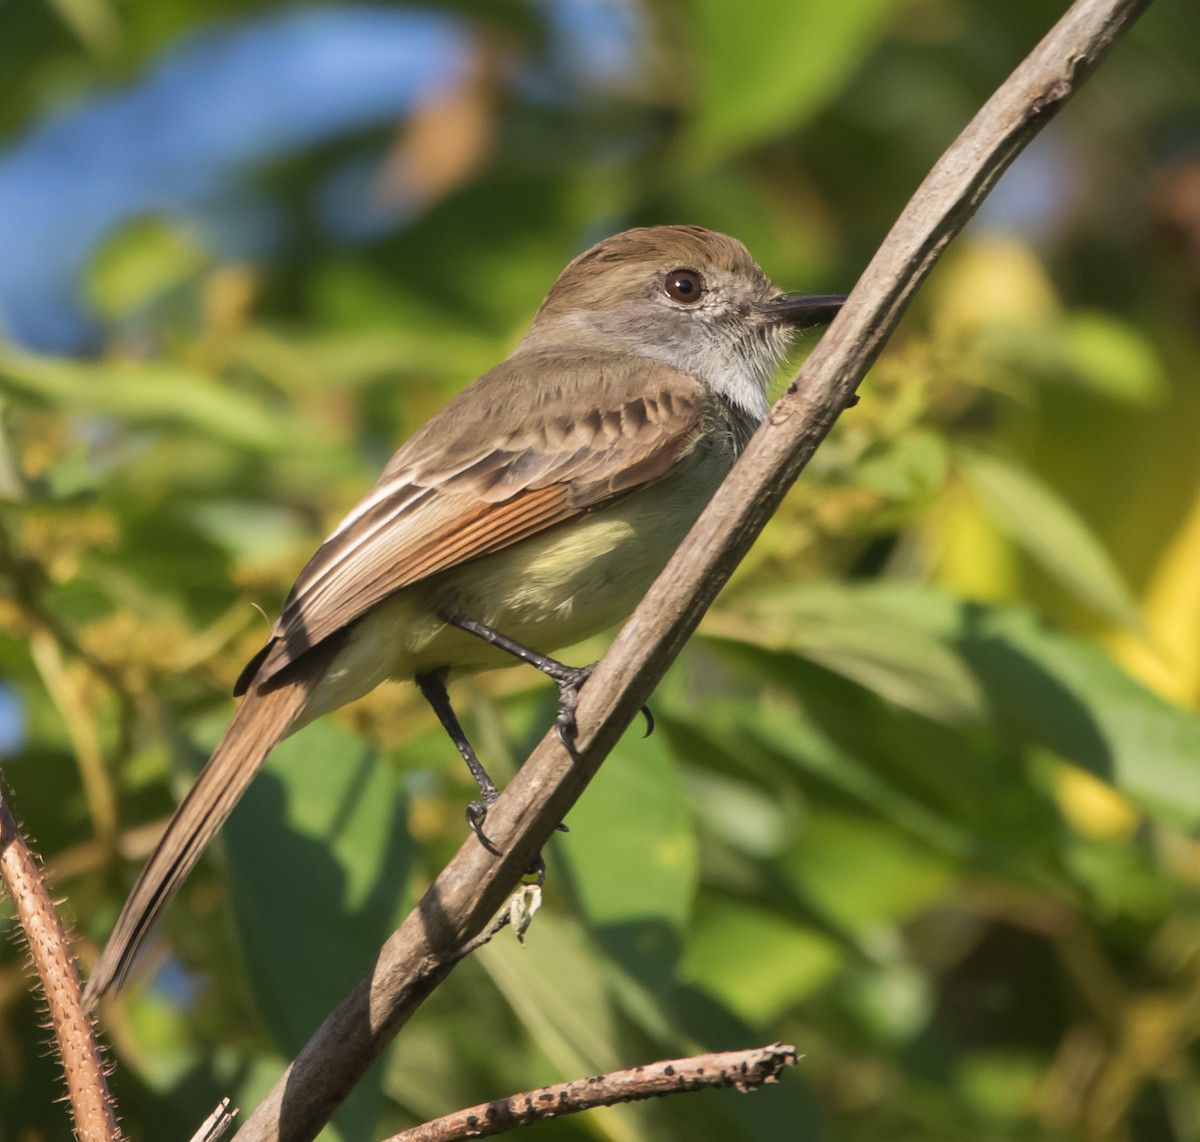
658, 983, 832, 1141
44, 0, 120, 54
383, 956, 539, 1126
690, 0, 899, 159
683, 895, 841, 1023
693, 639, 982, 857
728, 580, 989, 724
223, 719, 411, 1142
858, 585, 1200, 825
683, 765, 792, 858
477, 911, 652, 1142
0, 345, 315, 453
741, 670, 984, 857
782, 810, 954, 933
854, 428, 950, 502
960, 449, 1141, 628
87, 217, 208, 320
556, 728, 698, 993
91, 510, 236, 623
1062, 310, 1166, 405
37, 443, 98, 501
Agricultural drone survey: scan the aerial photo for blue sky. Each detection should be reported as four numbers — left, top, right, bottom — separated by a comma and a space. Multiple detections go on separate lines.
0, 2, 637, 353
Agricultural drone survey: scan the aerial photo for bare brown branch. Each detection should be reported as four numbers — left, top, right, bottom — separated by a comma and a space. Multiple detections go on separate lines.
237, 2, 1154, 1139
0, 785, 122, 1142
386, 1044, 800, 1142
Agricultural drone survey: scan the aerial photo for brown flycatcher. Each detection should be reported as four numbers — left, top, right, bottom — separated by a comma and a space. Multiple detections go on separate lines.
85, 224, 843, 1002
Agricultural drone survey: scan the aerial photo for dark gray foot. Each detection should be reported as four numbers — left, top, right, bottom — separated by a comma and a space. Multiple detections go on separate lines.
418, 669, 505, 854
466, 789, 502, 856
543, 663, 594, 754
525, 854, 547, 884
545, 663, 654, 751
436, 611, 654, 750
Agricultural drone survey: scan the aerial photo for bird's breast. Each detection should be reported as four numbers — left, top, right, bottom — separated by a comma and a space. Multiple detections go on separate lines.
392, 439, 734, 677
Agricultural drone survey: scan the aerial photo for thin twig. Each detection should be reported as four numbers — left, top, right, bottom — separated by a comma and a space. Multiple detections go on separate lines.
236, 2, 1154, 1138
386, 1044, 800, 1142
187, 1098, 238, 1142
29, 630, 119, 850
0, 783, 123, 1142
0, 523, 136, 852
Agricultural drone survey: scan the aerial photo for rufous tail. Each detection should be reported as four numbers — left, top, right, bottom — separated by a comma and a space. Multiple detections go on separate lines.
84, 673, 314, 1005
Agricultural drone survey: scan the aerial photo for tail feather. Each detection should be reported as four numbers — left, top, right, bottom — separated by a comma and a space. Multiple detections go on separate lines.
84, 673, 315, 1005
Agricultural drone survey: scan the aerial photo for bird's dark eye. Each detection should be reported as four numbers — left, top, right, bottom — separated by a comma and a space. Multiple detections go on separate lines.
664, 269, 704, 304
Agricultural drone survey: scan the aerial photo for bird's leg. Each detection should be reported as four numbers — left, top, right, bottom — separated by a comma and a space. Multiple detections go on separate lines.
440, 613, 590, 750
417, 665, 568, 852
438, 611, 654, 753
416, 669, 501, 854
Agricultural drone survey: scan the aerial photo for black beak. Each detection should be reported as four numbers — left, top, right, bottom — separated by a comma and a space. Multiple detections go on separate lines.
760, 294, 847, 329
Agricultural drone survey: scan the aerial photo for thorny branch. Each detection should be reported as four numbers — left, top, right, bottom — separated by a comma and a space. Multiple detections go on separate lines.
0, 785, 122, 1142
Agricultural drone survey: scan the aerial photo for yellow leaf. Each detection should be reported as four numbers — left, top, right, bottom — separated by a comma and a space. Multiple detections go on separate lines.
1051, 760, 1140, 841
1108, 482, 1200, 709
924, 480, 1019, 602
930, 236, 1060, 335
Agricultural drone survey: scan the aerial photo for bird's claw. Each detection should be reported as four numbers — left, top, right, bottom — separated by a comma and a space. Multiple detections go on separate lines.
550, 663, 594, 756
466, 794, 502, 856
524, 854, 547, 885
554, 719, 578, 755
551, 662, 654, 747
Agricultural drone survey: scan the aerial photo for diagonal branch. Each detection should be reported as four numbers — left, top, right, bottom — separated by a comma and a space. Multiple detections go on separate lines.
237, 1, 1154, 1138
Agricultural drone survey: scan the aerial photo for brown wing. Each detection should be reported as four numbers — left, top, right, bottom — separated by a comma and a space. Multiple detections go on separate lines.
238, 350, 708, 692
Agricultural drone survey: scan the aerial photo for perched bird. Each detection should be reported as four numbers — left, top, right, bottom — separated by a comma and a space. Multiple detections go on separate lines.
85, 224, 843, 1002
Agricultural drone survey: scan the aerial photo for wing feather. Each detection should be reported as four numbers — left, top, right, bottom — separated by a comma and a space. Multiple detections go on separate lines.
239, 352, 708, 692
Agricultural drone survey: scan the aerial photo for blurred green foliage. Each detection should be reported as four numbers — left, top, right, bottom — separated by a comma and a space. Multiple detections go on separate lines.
3, 1, 1200, 1140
